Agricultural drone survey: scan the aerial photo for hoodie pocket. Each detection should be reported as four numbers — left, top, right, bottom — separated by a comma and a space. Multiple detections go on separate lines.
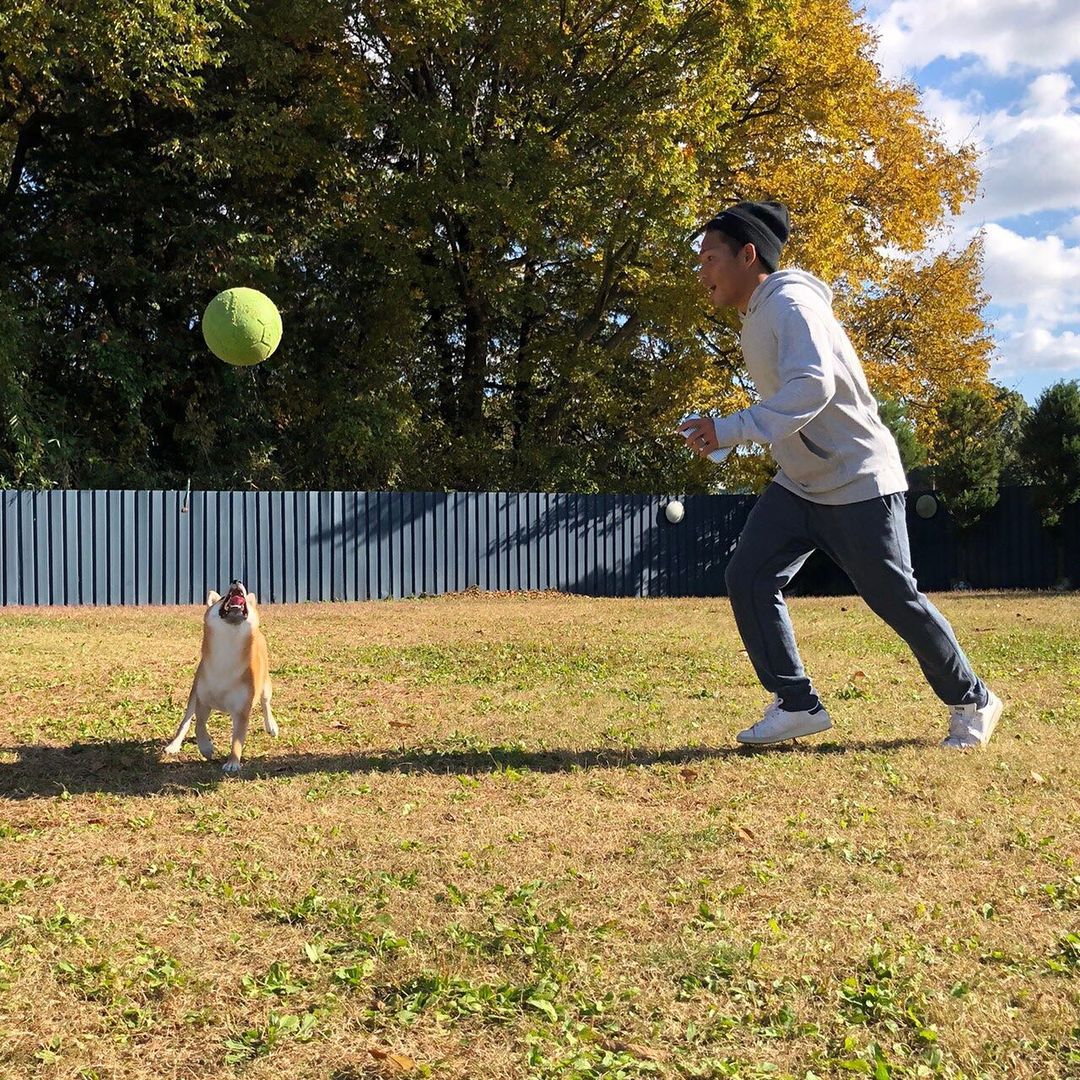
772, 430, 835, 490
798, 432, 831, 459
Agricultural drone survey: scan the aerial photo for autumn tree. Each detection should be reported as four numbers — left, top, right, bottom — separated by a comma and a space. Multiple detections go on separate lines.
2, 0, 991, 492
842, 241, 996, 444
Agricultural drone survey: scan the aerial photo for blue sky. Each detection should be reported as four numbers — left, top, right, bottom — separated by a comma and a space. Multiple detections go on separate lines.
863, 0, 1080, 404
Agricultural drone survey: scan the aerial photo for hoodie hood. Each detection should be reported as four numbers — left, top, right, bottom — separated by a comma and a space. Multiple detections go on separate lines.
745, 269, 833, 319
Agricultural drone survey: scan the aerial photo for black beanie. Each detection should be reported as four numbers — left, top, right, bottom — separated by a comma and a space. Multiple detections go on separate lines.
705, 200, 790, 272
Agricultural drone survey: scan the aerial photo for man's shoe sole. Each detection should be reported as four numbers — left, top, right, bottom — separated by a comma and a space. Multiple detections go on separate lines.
736, 714, 833, 746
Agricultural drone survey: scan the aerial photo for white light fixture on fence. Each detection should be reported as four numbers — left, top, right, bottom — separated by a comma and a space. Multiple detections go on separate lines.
665, 499, 685, 524
915, 494, 937, 519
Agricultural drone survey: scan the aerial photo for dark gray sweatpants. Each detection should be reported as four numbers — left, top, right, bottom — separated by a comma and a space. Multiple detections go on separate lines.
724, 482, 987, 713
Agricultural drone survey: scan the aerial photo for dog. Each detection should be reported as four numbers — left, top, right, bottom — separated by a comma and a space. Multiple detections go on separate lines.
164, 580, 277, 773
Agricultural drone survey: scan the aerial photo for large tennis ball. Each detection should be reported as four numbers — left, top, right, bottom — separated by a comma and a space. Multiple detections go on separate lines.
201, 287, 282, 366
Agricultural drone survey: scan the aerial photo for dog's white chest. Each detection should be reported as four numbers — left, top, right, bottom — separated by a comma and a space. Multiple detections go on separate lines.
197, 625, 256, 711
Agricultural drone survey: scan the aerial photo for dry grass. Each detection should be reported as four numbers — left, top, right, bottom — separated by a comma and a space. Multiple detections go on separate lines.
0, 592, 1077, 1080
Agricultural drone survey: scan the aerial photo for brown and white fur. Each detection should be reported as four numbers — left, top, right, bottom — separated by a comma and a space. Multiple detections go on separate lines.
164, 581, 277, 773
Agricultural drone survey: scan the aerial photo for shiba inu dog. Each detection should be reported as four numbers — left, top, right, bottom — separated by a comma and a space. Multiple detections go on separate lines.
164, 581, 277, 773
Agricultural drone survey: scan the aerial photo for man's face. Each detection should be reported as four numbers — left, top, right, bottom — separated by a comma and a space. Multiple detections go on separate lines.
697, 231, 749, 309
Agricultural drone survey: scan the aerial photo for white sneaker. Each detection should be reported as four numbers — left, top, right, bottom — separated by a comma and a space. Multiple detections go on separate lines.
736, 697, 833, 746
942, 689, 1003, 749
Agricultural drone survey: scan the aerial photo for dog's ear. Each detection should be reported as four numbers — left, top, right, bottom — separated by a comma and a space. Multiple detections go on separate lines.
207, 590, 221, 605
246, 591, 258, 606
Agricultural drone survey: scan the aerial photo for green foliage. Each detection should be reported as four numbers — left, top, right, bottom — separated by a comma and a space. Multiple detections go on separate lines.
2, 0, 989, 491
1019, 380, 1080, 529
928, 387, 1005, 529
223, 1008, 319, 1063
877, 398, 928, 478
993, 384, 1031, 485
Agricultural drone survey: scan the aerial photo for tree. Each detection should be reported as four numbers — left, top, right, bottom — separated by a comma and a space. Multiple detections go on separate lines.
842, 240, 996, 434
1021, 380, 1080, 528
992, 385, 1031, 485
1, 0, 992, 492
1019, 380, 1080, 588
0, 0, 232, 485
927, 388, 1005, 529
877, 398, 928, 480
1, 0, 375, 487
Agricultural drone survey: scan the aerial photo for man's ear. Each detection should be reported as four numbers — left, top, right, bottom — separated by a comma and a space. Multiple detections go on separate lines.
207, 591, 221, 606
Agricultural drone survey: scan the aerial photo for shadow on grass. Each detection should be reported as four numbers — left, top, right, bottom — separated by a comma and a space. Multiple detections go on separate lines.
1, 734, 930, 799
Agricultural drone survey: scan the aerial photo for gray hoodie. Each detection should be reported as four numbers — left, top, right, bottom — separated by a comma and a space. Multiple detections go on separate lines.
711, 269, 907, 505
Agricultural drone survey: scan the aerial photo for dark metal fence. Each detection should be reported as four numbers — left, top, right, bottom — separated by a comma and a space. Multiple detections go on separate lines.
0, 487, 1075, 606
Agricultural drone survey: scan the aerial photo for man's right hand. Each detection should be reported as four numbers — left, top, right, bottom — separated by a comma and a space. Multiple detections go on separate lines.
678, 417, 722, 459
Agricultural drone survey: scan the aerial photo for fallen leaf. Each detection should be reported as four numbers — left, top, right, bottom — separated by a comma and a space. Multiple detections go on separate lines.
851, 670, 866, 680
601, 1040, 669, 1062
369, 1046, 417, 1073
1030, 772, 1046, 785
388, 720, 413, 730
735, 825, 756, 843
679, 768, 699, 783
331, 721, 350, 730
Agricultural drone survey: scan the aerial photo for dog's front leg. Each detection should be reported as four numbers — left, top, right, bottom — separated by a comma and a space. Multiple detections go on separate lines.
194, 705, 214, 761
164, 692, 197, 755
222, 707, 251, 774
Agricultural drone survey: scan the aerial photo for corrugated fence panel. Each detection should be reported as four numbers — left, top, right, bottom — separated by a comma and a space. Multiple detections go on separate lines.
2, 491, 16, 605
1, 486, 1077, 605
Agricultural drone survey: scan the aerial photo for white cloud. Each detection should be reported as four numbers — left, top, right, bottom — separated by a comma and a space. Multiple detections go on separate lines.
975, 225, 1080, 379
916, 77, 1080, 224
992, 328, 1080, 377
866, 2, 1080, 395
980, 224, 1080, 324
1023, 72, 1076, 116
870, 0, 1080, 81
978, 116, 1080, 221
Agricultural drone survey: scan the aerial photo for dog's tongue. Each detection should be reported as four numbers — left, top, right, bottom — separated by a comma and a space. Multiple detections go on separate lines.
227, 593, 245, 609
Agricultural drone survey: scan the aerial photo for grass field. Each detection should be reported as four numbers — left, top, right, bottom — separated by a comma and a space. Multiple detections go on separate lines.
0, 592, 1077, 1080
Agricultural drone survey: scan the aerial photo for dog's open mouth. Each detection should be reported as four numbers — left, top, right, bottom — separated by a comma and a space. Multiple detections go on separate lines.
220, 583, 248, 620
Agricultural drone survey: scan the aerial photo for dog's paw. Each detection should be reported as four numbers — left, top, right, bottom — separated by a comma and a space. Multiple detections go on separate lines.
221, 759, 242, 775
163, 740, 183, 755
264, 718, 279, 738
198, 740, 215, 761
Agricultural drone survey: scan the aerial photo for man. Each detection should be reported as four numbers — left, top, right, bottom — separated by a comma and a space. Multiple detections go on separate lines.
680, 200, 1002, 749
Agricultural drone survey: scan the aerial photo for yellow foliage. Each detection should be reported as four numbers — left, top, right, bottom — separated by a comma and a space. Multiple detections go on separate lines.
840, 240, 996, 435
671, 0, 991, 487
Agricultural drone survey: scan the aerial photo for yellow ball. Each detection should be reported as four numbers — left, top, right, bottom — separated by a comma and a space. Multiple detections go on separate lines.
201, 287, 282, 366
